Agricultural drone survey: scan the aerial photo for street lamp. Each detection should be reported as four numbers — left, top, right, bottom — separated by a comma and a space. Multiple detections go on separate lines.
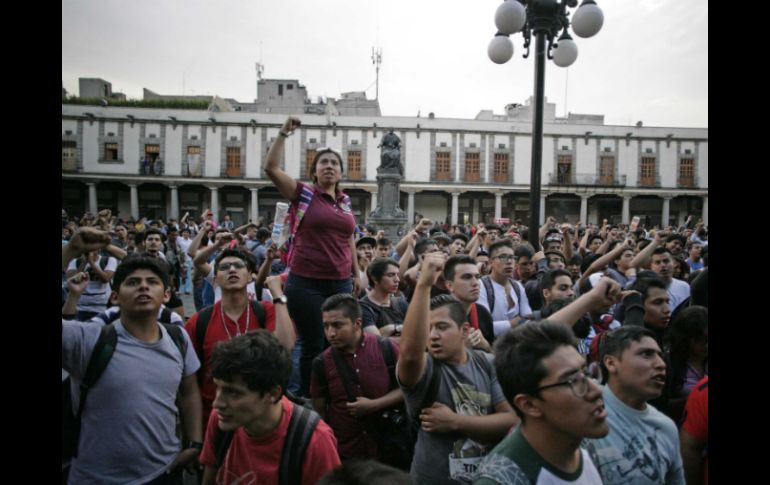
488, 0, 603, 250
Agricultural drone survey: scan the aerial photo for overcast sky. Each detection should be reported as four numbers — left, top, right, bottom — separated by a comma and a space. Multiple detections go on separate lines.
62, 0, 707, 128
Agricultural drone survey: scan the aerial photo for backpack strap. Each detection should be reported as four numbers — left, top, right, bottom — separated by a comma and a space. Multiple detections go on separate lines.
214, 427, 234, 469
280, 184, 316, 261
509, 277, 522, 302
331, 348, 359, 402
311, 354, 329, 393
73, 323, 118, 457
250, 299, 267, 329
481, 275, 495, 313
161, 323, 187, 359
378, 337, 397, 390
159, 306, 173, 325
98, 255, 110, 271
195, 305, 216, 355
279, 403, 321, 485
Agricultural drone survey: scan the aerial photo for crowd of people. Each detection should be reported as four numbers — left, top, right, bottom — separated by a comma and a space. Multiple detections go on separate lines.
62, 116, 708, 485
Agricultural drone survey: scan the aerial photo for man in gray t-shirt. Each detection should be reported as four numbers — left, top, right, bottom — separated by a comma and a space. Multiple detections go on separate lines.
397, 252, 518, 484
62, 230, 202, 485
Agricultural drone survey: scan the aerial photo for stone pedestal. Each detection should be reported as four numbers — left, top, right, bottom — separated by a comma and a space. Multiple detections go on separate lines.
369, 171, 408, 239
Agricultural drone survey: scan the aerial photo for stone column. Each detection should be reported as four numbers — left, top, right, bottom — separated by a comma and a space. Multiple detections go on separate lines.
129, 184, 139, 220
210, 187, 220, 223
702, 195, 708, 226
87, 183, 98, 215
250, 188, 259, 223
494, 192, 503, 221
169, 185, 179, 221
407, 191, 415, 227
662, 196, 671, 227
539, 194, 547, 225
451, 192, 460, 226
580, 195, 589, 224
622, 195, 631, 225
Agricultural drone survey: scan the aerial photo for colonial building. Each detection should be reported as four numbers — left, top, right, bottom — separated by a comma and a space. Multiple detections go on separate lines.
62, 79, 707, 228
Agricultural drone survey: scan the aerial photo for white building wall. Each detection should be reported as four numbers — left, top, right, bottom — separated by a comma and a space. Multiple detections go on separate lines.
347, 129, 363, 145
541, 136, 555, 180
366, 132, 379, 181
435, 132, 453, 147
226, 126, 241, 141
82, 121, 99, 171
325, 128, 343, 153
464, 133, 481, 147
415, 194, 448, 223
620, 139, 637, 187
245, 128, 262, 178
405, 132, 430, 182
188, 125, 202, 140
514, 135, 531, 185
494, 135, 509, 148
164, 125, 183, 176
104, 121, 119, 136
659, 141, 676, 187
123, 123, 140, 174
62, 120, 78, 134
204, 126, 221, 177
146, 123, 161, 138
305, 129, 322, 144
576, 138, 596, 175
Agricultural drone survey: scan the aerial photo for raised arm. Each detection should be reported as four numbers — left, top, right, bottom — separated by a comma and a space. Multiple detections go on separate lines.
193, 229, 232, 275
264, 117, 300, 201
62, 227, 112, 271
397, 252, 447, 388
253, 243, 277, 288
550, 277, 622, 328
62, 271, 90, 318
265, 275, 296, 351
561, 223, 574, 262
629, 230, 666, 269
578, 238, 634, 289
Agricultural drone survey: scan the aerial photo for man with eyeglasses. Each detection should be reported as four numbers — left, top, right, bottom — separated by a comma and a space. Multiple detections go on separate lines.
584, 326, 685, 485
477, 239, 533, 339
184, 248, 296, 432
473, 320, 608, 484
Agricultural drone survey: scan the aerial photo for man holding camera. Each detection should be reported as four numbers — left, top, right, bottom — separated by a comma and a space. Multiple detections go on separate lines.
310, 294, 406, 465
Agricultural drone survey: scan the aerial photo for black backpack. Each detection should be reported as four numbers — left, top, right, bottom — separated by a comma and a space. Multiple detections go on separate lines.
62, 323, 187, 460
212, 402, 320, 485
194, 300, 267, 353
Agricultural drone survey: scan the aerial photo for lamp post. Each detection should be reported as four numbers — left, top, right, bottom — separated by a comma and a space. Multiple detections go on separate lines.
488, 0, 603, 250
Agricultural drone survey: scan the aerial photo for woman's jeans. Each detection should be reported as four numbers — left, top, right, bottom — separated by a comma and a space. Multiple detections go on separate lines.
285, 273, 352, 397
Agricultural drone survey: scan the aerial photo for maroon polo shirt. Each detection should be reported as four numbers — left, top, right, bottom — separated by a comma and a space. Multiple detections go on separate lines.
290, 182, 355, 280
310, 332, 400, 461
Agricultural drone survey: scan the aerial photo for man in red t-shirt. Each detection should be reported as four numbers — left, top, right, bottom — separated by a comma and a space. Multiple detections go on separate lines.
185, 248, 296, 428
200, 331, 339, 485
681, 375, 708, 485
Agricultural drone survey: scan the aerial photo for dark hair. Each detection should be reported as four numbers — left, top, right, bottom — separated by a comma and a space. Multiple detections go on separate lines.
367, 257, 399, 287
144, 227, 164, 241
414, 238, 438, 258
214, 248, 257, 274
540, 297, 574, 319
166, 225, 179, 234
580, 253, 600, 274
376, 237, 392, 247
484, 224, 502, 234
541, 269, 573, 293
317, 459, 413, 485
514, 243, 535, 260
493, 320, 578, 420
256, 228, 271, 240
672, 255, 690, 280
321, 293, 362, 322
429, 294, 467, 327
544, 250, 566, 265
451, 233, 469, 244
444, 255, 477, 281
651, 246, 672, 260
598, 325, 658, 384
310, 148, 344, 186
488, 238, 513, 259
664, 306, 708, 395
112, 256, 170, 291
210, 330, 292, 396
568, 255, 582, 266
628, 275, 668, 302
134, 231, 146, 245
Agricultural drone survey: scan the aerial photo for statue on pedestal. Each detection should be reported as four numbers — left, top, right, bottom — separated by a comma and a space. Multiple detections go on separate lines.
378, 130, 403, 176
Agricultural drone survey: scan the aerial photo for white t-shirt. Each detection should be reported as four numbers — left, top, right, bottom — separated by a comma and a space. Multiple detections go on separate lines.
477, 276, 533, 336
205, 266, 257, 302
66, 256, 119, 313
667, 278, 690, 312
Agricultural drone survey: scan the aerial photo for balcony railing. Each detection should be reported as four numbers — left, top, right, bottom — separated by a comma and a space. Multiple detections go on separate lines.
548, 173, 627, 187
138, 160, 164, 175
62, 159, 78, 172
677, 176, 696, 188
638, 175, 661, 188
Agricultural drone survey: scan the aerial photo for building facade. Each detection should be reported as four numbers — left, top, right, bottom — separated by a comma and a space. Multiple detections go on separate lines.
62, 95, 708, 228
